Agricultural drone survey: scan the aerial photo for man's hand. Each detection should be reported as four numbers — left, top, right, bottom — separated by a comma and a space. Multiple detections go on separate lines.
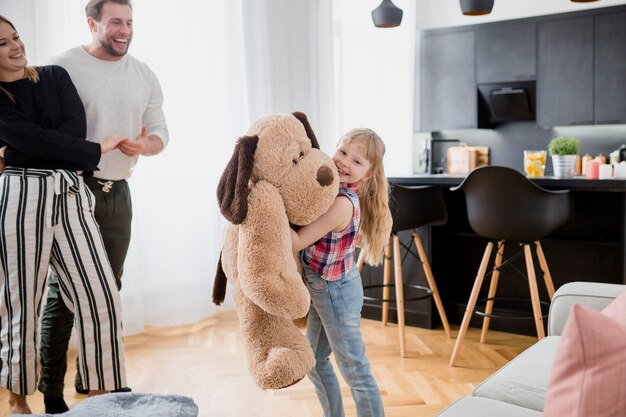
100, 135, 129, 154
0, 146, 7, 173
118, 127, 148, 157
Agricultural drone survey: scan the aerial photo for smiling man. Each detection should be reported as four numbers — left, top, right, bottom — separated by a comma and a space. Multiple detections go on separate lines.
38, 0, 169, 414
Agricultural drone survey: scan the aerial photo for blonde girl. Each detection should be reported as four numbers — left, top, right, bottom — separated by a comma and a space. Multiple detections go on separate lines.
291, 128, 392, 417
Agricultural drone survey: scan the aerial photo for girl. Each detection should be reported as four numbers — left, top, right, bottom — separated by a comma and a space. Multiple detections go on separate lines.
0, 15, 127, 414
291, 128, 392, 417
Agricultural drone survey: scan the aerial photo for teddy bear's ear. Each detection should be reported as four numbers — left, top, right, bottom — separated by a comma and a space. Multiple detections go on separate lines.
217, 135, 259, 224
292, 111, 320, 150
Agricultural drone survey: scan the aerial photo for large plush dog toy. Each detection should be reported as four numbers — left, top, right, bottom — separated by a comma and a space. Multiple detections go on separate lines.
212, 112, 339, 389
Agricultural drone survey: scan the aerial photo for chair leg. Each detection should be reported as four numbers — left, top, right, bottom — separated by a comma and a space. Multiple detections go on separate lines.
382, 236, 393, 326
523, 244, 546, 339
535, 241, 555, 300
393, 235, 407, 358
413, 232, 451, 338
450, 242, 494, 367
480, 241, 505, 344
356, 248, 366, 273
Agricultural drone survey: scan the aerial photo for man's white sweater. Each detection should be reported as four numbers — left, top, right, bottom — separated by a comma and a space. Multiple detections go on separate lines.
51, 46, 169, 180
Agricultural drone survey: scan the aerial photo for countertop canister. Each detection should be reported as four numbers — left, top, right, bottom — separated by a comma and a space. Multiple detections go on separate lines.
586, 160, 601, 179
581, 154, 593, 176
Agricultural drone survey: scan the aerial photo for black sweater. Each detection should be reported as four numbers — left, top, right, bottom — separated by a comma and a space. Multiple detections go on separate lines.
0, 65, 100, 172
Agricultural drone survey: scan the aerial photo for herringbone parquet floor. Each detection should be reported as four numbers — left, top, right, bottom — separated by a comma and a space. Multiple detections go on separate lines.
0, 312, 535, 416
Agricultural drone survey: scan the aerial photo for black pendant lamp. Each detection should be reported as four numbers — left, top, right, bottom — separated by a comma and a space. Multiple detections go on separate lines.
371, 0, 403, 28
460, 0, 494, 16
571, 0, 600, 2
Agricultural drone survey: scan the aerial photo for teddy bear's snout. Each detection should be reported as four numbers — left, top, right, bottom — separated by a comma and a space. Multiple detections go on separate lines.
316, 165, 334, 187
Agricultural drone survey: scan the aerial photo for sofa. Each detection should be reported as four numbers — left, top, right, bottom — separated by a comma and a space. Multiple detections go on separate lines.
435, 281, 626, 417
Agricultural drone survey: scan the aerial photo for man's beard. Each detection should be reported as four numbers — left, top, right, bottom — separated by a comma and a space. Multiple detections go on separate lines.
99, 38, 130, 57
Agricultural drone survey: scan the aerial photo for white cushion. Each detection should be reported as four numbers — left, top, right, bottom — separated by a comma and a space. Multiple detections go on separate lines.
436, 396, 542, 417
472, 336, 560, 411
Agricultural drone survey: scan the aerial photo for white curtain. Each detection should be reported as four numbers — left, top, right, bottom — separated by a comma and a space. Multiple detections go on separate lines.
0, 0, 335, 334
241, 0, 337, 152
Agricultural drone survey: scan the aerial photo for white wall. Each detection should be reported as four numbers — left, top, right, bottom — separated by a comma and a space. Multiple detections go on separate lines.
416, 0, 626, 29
335, 0, 417, 176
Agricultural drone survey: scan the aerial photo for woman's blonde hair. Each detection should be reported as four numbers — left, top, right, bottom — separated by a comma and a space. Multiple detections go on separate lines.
338, 128, 392, 266
0, 15, 39, 103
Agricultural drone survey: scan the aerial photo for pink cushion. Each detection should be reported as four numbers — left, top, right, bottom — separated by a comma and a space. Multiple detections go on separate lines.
543, 304, 626, 417
601, 288, 626, 325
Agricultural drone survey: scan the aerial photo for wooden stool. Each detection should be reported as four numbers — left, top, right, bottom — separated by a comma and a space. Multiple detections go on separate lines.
448, 166, 572, 367
358, 184, 452, 358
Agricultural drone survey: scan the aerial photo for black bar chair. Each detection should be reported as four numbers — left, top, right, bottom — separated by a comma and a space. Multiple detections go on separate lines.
448, 166, 572, 367
357, 184, 452, 358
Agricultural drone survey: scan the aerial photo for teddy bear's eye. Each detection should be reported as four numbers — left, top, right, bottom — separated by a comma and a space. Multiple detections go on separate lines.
292, 151, 304, 166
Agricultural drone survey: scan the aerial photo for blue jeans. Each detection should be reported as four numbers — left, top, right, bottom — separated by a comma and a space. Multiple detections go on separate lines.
304, 264, 385, 417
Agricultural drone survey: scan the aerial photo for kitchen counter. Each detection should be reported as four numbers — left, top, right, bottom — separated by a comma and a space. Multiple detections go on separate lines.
390, 174, 626, 192
360, 172, 626, 335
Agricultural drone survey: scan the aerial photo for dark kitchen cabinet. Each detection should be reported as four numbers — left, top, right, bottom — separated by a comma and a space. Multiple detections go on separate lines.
537, 17, 594, 127
420, 30, 476, 131
476, 21, 536, 83
595, 12, 626, 125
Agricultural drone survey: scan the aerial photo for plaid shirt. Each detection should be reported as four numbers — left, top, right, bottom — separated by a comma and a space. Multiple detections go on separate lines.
302, 183, 360, 281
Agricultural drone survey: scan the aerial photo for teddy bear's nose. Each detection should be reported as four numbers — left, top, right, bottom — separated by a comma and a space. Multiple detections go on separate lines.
316, 165, 334, 187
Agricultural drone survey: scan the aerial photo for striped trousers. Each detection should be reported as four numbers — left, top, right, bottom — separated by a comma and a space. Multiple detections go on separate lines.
0, 168, 126, 395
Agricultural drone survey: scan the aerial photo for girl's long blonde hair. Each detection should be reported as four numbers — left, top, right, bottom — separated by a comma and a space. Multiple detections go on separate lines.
339, 128, 392, 266
0, 15, 39, 103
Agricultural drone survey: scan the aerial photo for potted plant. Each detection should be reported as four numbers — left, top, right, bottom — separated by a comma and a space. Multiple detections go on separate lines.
548, 136, 581, 178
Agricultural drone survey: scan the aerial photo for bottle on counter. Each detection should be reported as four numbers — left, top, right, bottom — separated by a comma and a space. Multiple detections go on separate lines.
581, 153, 593, 176
575, 154, 582, 176
596, 153, 607, 164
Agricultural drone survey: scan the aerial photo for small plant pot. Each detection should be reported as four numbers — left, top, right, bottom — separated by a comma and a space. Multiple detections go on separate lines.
551, 155, 577, 178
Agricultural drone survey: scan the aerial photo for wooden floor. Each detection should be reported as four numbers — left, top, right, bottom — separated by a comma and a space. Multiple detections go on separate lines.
0, 312, 535, 416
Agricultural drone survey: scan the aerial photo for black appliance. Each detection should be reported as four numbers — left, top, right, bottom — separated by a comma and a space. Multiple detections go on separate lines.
429, 139, 461, 174
618, 144, 626, 162
478, 80, 536, 125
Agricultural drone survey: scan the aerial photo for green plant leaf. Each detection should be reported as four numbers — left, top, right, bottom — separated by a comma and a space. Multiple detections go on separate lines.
548, 136, 581, 155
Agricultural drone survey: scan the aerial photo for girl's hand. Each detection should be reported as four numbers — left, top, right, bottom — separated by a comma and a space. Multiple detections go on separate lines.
100, 135, 128, 154
0, 146, 6, 173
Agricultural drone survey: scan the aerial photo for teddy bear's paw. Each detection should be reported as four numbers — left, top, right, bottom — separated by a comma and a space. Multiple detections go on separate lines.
255, 346, 315, 390
244, 271, 311, 320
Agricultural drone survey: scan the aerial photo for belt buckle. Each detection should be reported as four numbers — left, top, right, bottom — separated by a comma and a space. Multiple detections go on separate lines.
97, 180, 114, 193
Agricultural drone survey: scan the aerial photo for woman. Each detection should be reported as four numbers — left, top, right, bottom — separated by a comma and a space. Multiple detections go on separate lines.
0, 15, 126, 414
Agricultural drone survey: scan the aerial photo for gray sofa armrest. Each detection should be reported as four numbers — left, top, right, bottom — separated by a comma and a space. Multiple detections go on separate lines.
548, 281, 625, 336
